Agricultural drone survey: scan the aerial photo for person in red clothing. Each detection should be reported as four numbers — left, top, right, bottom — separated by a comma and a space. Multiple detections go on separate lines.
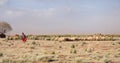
21, 32, 27, 42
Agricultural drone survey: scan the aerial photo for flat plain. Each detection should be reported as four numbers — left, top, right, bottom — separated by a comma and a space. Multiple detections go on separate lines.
0, 37, 120, 63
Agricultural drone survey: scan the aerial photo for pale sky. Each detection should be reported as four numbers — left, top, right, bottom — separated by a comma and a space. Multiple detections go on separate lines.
0, 0, 120, 34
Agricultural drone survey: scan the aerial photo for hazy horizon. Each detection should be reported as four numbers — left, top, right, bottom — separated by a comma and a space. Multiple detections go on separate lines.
0, 0, 120, 34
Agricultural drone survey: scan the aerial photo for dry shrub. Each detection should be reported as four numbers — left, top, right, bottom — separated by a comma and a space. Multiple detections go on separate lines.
38, 55, 57, 62
0, 52, 3, 57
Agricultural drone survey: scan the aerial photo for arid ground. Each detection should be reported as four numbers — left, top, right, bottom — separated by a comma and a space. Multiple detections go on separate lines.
0, 38, 120, 63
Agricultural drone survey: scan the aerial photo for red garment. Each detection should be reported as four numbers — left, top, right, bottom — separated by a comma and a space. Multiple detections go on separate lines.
22, 37, 27, 42
22, 33, 27, 42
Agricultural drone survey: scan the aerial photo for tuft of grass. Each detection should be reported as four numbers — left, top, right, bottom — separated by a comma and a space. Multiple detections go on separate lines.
114, 53, 120, 58
70, 49, 77, 54
44, 52, 47, 54
90, 54, 103, 61
71, 44, 75, 48
117, 48, 120, 51
39, 56, 56, 62
112, 42, 116, 45
59, 46, 62, 48
30, 46, 35, 49
46, 38, 51, 41
116, 42, 120, 45
70, 49, 72, 54
0, 52, 3, 57
73, 49, 77, 54
85, 48, 94, 53
103, 60, 111, 63
35, 37, 39, 40
81, 42, 87, 46
2, 59, 14, 63
51, 52, 55, 54
76, 59, 83, 63
32, 41, 36, 45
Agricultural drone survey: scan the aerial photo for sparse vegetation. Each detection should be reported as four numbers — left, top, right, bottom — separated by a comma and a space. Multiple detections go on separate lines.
0, 52, 3, 57
32, 41, 36, 45
51, 52, 55, 54
0, 34, 120, 63
81, 42, 87, 46
76, 59, 83, 63
39, 55, 57, 62
70, 49, 77, 54
114, 53, 120, 58
59, 46, 62, 48
103, 59, 111, 63
30, 46, 35, 49
85, 47, 94, 53
71, 44, 75, 48
116, 42, 120, 45
6, 34, 120, 41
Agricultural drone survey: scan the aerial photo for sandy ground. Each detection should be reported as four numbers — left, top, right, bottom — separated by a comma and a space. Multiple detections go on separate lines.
0, 39, 120, 63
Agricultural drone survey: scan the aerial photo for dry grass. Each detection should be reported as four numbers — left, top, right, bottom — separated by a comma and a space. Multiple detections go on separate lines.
0, 37, 120, 63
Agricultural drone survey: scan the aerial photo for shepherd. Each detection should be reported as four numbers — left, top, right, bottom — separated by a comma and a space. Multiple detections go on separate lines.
21, 32, 27, 42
